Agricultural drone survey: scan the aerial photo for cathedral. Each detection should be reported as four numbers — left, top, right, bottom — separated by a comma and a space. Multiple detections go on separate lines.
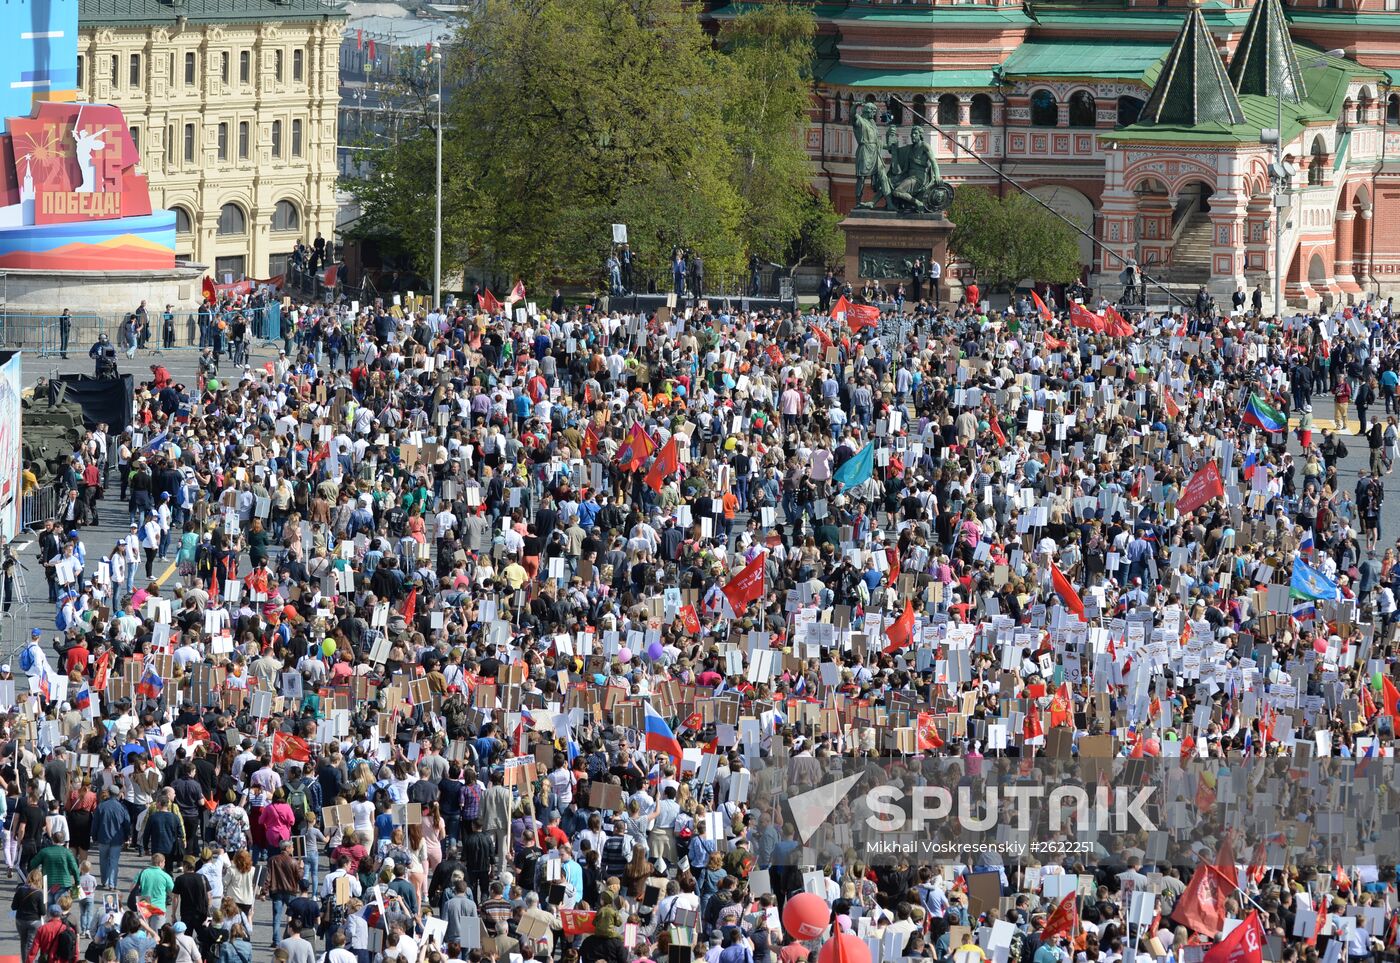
710, 0, 1400, 308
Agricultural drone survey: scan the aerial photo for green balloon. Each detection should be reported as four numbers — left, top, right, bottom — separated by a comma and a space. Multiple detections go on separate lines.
322, 639, 337, 657
207, 378, 221, 392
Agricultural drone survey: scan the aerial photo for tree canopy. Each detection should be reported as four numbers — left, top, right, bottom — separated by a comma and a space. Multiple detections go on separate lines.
948, 187, 1084, 290
348, 0, 840, 290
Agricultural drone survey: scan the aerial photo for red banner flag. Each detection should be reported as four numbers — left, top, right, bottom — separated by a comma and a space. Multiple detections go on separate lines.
721, 553, 767, 616
1176, 460, 1224, 516
1051, 563, 1085, 621
829, 294, 851, 320
92, 650, 112, 692
884, 599, 915, 653
989, 414, 1007, 448
1172, 863, 1228, 937
272, 731, 312, 765
1069, 301, 1104, 333
1163, 389, 1181, 420
1042, 892, 1079, 942
617, 423, 656, 472
507, 279, 527, 306
808, 322, 834, 351
187, 722, 211, 746
402, 588, 417, 624
1202, 911, 1264, 963
679, 604, 701, 635
846, 302, 880, 332
1049, 682, 1072, 728
644, 437, 679, 493
1102, 303, 1135, 338
477, 288, 503, 314
1031, 290, 1054, 322
916, 711, 944, 750
560, 909, 597, 936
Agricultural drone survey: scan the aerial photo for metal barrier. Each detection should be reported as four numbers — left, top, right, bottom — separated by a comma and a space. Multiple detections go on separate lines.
0, 306, 289, 357
20, 481, 62, 530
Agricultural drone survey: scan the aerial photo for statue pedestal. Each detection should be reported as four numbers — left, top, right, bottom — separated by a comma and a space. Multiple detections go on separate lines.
840, 210, 956, 289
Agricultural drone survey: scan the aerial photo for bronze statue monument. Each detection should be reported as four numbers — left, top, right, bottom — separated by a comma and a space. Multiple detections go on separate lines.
851, 106, 954, 215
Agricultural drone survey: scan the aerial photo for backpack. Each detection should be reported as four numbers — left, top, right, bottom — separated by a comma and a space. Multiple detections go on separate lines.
18, 643, 35, 674
286, 782, 310, 825
43, 921, 78, 963
600, 835, 629, 878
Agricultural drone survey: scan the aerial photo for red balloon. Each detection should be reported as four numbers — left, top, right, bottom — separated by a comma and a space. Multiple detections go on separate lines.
818, 934, 872, 963
782, 892, 830, 941
1143, 737, 1161, 757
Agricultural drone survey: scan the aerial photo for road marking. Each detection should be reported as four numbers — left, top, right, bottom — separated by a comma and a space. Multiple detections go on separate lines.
155, 562, 177, 586
13, 540, 31, 554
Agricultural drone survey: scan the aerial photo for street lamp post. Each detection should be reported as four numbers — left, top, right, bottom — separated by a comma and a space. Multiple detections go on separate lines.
432, 50, 443, 311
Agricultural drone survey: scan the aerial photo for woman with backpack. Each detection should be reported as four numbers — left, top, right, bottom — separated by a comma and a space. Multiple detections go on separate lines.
12, 867, 45, 962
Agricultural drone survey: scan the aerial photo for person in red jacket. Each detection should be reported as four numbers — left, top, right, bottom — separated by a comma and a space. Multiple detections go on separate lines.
26, 898, 77, 963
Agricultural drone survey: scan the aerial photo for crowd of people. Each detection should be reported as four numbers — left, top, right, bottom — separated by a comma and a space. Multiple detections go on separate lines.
7, 278, 1400, 963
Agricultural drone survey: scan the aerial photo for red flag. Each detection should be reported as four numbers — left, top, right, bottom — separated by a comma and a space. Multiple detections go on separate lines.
847, 302, 880, 332
1041, 893, 1079, 941
644, 437, 679, 493
272, 731, 312, 765
1051, 563, 1085, 621
187, 722, 211, 746
1049, 682, 1072, 728
477, 288, 504, 314
1202, 911, 1264, 963
617, 423, 656, 472
1382, 676, 1400, 719
1044, 333, 1068, 350
1102, 303, 1135, 337
322, 264, 339, 289
202, 276, 217, 302
1362, 683, 1379, 721
560, 909, 596, 936
721, 553, 767, 616
402, 588, 417, 624
1023, 703, 1044, 742
679, 711, 703, 732
883, 599, 915, 653
916, 712, 944, 750
92, 650, 112, 692
1177, 460, 1225, 516
829, 294, 851, 320
367, 39, 376, 61
1163, 389, 1181, 420
356, 28, 363, 50
679, 604, 701, 635
506, 279, 527, 306
1031, 290, 1054, 322
208, 565, 220, 601
424, 41, 432, 57
1069, 302, 1104, 333
1211, 831, 1239, 889
989, 414, 1007, 448
1173, 863, 1228, 937
808, 322, 834, 351
582, 421, 601, 457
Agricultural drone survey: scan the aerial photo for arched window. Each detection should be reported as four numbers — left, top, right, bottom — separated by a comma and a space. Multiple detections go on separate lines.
1309, 136, 1327, 185
1358, 89, 1373, 124
938, 94, 959, 126
1068, 91, 1096, 127
271, 200, 300, 232
1030, 89, 1058, 127
1388, 94, 1399, 122
1117, 95, 1145, 127
912, 94, 927, 124
886, 97, 904, 126
969, 94, 993, 125
171, 206, 193, 235
217, 203, 246, 235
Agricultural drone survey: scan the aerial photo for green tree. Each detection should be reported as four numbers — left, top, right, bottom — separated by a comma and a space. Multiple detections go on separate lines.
347, 0, 837, 290
948, 187, 1082, 290
719, 4, 840, 270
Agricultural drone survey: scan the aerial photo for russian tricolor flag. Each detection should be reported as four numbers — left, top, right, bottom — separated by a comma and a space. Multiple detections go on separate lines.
136, 664, 164, 699
643, 703, 683, 763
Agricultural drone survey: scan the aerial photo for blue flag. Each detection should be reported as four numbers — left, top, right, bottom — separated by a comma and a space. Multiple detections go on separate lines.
1291, 557, 1339, 601
833, 441, 874, 490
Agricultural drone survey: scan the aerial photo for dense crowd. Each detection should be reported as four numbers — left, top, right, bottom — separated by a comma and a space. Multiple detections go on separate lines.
9, 282, 1400, 963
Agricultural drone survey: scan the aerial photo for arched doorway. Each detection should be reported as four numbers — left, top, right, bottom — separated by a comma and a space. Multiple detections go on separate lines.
1308, 251, 1330, 296
1171, 181, 1215, 285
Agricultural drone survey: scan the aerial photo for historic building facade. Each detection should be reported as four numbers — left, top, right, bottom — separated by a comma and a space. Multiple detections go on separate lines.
76, 0, 345, 280
711, 0, 1400, 308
